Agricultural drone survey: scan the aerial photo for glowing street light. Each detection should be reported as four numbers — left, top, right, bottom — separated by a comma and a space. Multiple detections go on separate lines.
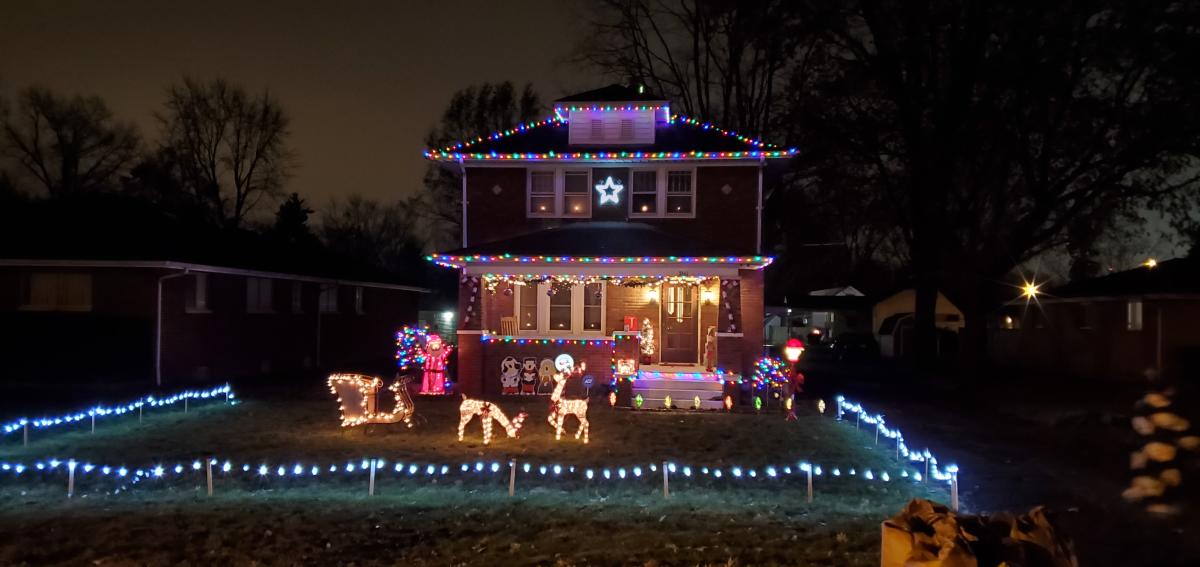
1144, 258, 1158, 268
1021, 281, 1041, 299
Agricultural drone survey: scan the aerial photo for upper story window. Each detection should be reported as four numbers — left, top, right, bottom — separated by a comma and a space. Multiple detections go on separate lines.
247, 277, 274, 313
186, 273, 209, 313
513, 282, 605, 335
629, 166, 696, 218
20, 272, 92, 312
319, 285, 339, 313
527, 168, 592, 218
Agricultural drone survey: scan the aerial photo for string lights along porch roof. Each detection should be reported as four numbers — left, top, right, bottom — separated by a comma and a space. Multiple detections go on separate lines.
422, 115, 797, 162
429, 223, 770, 269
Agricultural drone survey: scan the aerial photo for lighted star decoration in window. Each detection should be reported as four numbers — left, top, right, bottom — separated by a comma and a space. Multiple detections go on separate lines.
595, 176, 624, 205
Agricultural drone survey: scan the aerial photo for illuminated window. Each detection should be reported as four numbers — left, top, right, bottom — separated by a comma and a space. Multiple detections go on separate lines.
666, 170, 694, 215
518, 284, 538, 330
549, 286, 572, 330
514, 283, 604, 334
1127, 300, 1143, 331
246, 277, 274, 313
583, 283, 603, 330
319, 285, 338, 313
528, 171, 556, 216
630, 170, 658, 215
20, 272, 92, 312
563, 170, 591, 217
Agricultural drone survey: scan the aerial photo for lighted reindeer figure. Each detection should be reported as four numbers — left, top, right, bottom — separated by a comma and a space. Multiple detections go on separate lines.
548, 358, 590, 443
457, 396, 527, 445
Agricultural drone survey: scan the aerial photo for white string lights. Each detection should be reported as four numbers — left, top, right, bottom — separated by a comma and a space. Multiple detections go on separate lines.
2, 383, 234, 436
834, 395, 959, 483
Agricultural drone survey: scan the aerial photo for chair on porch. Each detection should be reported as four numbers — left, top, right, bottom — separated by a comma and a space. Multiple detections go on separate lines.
499, 316, 518, 336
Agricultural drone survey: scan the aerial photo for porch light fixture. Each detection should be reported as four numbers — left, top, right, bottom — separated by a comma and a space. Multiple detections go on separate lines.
1021, 281, 1040, 299
645, 288, 659, 303
700, 288, 716, 304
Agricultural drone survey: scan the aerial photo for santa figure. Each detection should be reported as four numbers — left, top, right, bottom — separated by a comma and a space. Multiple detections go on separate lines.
420, 334, 454, 394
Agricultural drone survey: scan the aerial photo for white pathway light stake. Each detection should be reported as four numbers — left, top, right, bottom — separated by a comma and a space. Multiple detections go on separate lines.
23, 423, 28, 446
368, 459, 377, 496
138, 404, 143, 423
91, 413, 96, 434
67, 460, 76, 498
951, 472, 959, 511
206, 459, 214, 496
508, 460, 516, 497
184, 398, 188, 413
805, 464, 813, 502
662, 461, 669, 498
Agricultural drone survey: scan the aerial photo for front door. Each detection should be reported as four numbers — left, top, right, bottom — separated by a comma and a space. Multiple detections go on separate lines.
660, 283, 698, 363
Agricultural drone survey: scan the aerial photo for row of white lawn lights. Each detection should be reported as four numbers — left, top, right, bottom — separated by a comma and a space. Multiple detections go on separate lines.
0, 456, 956, 504
835, 395, 957, 483
2, 383, 234, 438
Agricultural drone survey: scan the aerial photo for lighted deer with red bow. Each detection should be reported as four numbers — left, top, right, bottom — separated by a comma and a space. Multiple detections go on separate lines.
457, 396, 527, 445
549, 362, 590, 443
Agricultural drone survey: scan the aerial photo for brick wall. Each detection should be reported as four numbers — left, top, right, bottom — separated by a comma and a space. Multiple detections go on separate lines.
739, 269, 765, 371
463, 165, 760, 250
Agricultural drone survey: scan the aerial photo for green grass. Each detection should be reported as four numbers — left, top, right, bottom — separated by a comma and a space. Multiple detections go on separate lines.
0, 390, 945, 566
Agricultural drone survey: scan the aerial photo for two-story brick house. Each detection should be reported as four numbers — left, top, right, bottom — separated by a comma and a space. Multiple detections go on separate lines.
424, 85, 794, 406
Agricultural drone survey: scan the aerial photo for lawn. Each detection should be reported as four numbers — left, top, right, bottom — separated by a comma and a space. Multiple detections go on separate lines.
0, 384, 947, 566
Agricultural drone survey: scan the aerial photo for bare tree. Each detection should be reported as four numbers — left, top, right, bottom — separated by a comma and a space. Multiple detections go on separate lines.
578, 0, 804, 138
421, 82, 540, 250
159, 78, 292, 229
1, 87, 139, 196
793, 0, 1200, 364
321, 195, 425, 274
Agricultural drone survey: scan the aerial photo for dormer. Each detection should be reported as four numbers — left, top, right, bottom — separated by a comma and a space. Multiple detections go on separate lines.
553, 84, 669, 146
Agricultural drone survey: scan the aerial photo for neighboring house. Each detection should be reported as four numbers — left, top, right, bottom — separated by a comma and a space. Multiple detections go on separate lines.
873, 289, 964, 359
989, 256, 1200, 381
423, 84, 794, 405
0, 254, 425, 385
765, 286, 869, 345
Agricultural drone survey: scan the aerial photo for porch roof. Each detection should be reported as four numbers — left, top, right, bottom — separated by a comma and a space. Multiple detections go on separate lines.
427, 222, 772, 270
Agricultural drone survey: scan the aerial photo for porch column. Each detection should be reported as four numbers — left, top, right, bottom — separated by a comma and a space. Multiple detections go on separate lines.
716, 278, 744, 375
456, 275, 483, 396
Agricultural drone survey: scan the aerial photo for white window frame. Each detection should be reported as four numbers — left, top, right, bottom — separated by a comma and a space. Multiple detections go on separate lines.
319, 284, 339, 314
1127, 299, 1143, 331
526, 168, 593, 218
19, 272, 93, 312
185, 273, 210, 314
246, 277, 274, 314
512, 282, 606, 335
291, 281, 303, 314
627, 165, 697, 219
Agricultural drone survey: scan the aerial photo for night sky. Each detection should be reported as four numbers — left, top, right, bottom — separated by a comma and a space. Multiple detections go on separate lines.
0, 0, 592, 206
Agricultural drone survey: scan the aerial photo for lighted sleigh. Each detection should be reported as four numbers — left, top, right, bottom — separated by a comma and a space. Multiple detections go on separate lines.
327, 373, 415, 430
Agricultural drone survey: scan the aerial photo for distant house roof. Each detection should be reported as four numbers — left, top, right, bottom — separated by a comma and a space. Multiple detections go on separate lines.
1046, 256, 1200, 299
429, 222, 771, 268
0, 197, 428, 291
553, 84, 666, 104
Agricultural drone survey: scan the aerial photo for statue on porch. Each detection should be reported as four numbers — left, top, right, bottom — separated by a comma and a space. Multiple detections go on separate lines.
704, 325, 718, 371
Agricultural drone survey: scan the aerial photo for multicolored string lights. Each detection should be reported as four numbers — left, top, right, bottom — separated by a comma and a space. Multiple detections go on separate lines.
428, 254, 774, 269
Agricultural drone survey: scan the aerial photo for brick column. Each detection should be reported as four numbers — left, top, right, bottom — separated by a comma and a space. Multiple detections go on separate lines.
456, 274, 483, 396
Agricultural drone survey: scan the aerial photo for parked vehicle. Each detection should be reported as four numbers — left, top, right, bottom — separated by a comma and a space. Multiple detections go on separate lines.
830, 332, 879, 361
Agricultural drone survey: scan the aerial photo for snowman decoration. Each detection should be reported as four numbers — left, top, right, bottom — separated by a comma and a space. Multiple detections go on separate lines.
499, 356, 520, 395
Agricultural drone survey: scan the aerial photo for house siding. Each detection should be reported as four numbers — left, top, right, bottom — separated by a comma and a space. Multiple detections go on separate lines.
0, 266, 421, 385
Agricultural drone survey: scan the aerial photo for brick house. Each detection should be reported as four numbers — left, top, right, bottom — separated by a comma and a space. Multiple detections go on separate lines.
989, 256, 1200, 381
0, 259, 426, 385
424, 85, 794, 406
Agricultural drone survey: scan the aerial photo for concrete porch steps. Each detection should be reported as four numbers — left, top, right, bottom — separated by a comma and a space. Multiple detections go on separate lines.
632, 367, 733, 410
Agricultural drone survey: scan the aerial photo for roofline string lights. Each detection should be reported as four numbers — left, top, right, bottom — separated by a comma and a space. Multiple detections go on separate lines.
552, 104, 670, 121
2, 383, 234, 436
422, 114, 797, 162
428, 254, 774, 270
480, 334, 637, 346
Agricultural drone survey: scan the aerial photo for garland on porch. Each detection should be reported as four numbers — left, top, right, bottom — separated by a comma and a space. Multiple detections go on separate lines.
480, 274, 718, 294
